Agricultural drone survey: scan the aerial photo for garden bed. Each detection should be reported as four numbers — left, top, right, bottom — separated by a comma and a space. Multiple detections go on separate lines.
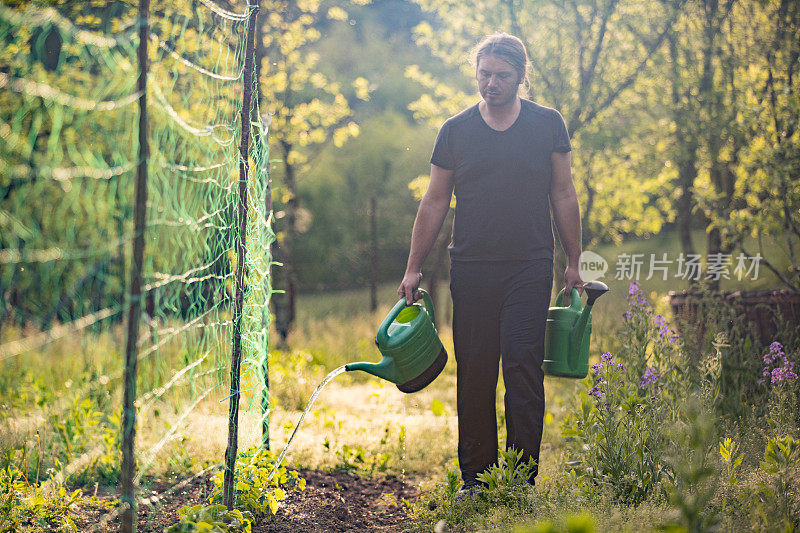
71, 469, 417, 532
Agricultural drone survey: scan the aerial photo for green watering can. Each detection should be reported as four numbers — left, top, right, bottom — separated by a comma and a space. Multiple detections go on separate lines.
543, 280, 609, 379
345, 289, 448, 393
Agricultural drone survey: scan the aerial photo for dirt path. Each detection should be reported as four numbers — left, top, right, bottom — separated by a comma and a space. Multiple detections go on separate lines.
74, 470, 418, 532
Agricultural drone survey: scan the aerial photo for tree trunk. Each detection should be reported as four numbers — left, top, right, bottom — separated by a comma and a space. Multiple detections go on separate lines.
275, 143, 298, 343
369, 195, 378, 313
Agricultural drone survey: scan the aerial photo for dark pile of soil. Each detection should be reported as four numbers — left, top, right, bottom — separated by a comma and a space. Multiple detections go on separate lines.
74, 469, 418, 532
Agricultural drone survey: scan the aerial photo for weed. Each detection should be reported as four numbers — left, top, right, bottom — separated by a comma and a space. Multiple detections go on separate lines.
0, 457, 114, 533
324, 439, 391, 476
165, 504, 254, 533
561, 351, 675, 504
476, 447, 536, 491
514, 512, 597, 533
661, 399, 719, 533
754, 435, 800, 529
718, 437, 742, 512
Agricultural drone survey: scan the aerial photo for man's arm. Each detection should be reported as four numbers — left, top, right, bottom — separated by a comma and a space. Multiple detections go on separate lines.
550, 151, 584, 295
398, 164, 454, 304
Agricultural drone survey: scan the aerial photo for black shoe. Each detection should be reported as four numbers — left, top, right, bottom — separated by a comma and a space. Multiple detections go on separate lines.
456, 478, 485, 497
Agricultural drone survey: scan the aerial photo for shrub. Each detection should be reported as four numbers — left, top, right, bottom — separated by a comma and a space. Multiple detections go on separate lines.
0, 457, 113, 533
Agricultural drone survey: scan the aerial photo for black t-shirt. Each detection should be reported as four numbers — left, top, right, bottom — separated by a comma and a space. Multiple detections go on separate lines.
430, 99, 572, 262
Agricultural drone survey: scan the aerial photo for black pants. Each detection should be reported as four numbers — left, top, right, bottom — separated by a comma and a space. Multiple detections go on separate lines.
450, 259, 553, 483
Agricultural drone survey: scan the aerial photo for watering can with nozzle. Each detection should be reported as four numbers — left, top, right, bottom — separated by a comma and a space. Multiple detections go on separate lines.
345, 289, 448, 393
543, 280, 609, 379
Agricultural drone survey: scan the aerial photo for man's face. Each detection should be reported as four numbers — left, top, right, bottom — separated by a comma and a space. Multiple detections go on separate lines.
477, 55, 520, 107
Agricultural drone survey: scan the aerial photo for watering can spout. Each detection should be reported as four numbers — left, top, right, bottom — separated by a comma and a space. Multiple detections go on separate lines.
345, 358, 398, 382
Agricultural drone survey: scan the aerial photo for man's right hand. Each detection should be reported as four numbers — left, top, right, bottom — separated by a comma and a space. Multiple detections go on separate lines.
398, 271, 423, 305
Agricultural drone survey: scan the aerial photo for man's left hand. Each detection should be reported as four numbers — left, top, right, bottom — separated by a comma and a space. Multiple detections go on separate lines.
563, 265, 584, 297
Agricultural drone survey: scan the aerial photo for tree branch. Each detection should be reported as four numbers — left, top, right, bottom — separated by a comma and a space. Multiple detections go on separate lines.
570, 0, 686, 134
739, 239, 799, 292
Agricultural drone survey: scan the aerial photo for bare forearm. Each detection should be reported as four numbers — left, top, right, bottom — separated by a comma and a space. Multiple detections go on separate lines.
552, 195, 582, 267
406, 197, 449, 273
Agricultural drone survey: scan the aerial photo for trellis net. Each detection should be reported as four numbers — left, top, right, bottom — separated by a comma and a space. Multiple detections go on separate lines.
0, 0, 274, 528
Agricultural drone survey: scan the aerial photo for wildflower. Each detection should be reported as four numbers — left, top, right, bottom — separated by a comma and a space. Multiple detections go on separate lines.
653, 314, 679, 343
759, 341, 798, 385
640, 366, 661, 388
588, 386, 602, 399
626, 281, 650, 312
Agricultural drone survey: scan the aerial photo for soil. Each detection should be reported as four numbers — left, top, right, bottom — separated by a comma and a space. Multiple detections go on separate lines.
73, 469, 418, 532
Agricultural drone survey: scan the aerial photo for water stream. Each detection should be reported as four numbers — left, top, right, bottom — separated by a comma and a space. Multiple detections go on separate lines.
266, 364, 349, 482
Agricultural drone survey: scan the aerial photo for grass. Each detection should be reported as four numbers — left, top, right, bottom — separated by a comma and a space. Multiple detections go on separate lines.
1, 229, 798, 531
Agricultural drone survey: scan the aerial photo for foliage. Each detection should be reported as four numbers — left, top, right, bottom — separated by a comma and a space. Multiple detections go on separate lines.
209, 446, 305, 517
0, 459, 113, 533
718, 437, 742, 512
413, 452, 539, 530
660, 398, 719, 533
323, 440, 391, 476
753, 435, 800, 529
49, 396, 121, 485
515, 513, 597, 533
321, 420, 404, 477
165, 504, 254, 533
560, 284, 689, 504
476, 447, 536, 492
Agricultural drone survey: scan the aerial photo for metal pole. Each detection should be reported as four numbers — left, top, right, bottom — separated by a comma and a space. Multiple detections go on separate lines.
223, 0, 259, 509
121, 1, 150, 531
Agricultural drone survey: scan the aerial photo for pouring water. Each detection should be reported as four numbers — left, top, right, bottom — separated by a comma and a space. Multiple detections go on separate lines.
266, 364, 348, 483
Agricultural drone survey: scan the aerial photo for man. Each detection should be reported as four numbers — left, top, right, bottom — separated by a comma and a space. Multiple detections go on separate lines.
397, 33, 583, 492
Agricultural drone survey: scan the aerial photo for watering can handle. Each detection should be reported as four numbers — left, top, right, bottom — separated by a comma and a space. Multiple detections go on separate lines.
376, 289, 435, 346
554, 288, 582, 309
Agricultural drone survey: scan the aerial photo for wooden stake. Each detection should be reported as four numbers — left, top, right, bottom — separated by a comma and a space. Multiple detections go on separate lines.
120, 1, 150, 531
223, 0, 259, 509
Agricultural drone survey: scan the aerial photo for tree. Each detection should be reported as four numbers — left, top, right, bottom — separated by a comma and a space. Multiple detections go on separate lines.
724, 0, 800, 290
257, 0, 369, 341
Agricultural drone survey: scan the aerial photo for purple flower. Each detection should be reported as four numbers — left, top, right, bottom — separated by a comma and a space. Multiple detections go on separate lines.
653, 314, 679, 343
640, 366, 661, 388
588, 386, 602, 399
626, 282, 650, 310
760, 341, 798, 385
601, 352, 613, 364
